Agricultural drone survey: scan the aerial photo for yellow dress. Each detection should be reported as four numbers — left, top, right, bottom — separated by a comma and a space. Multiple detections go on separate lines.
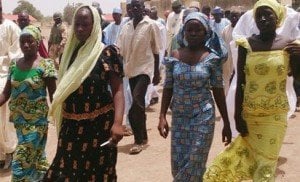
203, 38, 289, 182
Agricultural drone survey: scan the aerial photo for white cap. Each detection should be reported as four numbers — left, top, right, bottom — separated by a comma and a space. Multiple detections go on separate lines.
113, 7, 122, 14
126, 0, 131, 5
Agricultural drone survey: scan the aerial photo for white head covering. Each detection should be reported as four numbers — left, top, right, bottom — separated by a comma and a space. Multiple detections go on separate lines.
126, 0, 132, 5
113, 7, 122, 14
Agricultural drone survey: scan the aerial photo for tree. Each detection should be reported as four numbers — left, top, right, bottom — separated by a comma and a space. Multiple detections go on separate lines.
63, 3, 83, 25
12, 0, 43, 21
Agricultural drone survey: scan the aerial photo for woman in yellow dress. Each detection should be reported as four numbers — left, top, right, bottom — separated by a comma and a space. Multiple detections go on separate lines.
203, 0, 300, 181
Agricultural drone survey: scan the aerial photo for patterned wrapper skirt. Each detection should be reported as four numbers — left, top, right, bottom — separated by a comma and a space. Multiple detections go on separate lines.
44, 110, 117, 182
204, 113, 287, 182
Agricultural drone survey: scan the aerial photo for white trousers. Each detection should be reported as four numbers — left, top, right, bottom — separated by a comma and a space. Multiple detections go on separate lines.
0, 76, 17, 160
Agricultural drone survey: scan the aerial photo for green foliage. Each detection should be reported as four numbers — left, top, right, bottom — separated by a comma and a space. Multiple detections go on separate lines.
12, 0, 43, 21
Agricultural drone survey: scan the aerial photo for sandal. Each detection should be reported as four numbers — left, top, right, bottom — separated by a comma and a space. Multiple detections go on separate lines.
129, 144, 143, 155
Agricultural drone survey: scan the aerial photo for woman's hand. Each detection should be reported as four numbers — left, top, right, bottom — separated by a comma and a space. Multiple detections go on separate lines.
235, 117, 249, 137
110, 123, 124, 144
222, 124, 232, 146
158, 116, 169, 138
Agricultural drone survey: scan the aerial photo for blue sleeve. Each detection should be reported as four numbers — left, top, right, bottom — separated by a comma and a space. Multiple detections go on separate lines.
209, 58, 224, 88
163, 57, 176, 89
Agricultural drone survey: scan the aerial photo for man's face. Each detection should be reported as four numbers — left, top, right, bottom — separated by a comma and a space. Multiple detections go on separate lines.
131, 0, 144, 19
112, 13, 122, 25
18, 13, 30, 29
212, 13, 222, 22
149, 10, 157, 20
229, 12, 241, 27
53, 17, 62, 25
172, 5, 182, 14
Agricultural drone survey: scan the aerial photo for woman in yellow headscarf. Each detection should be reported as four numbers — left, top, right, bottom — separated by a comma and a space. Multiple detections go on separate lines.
204, 0, 300, 181
44, 5, 124, 181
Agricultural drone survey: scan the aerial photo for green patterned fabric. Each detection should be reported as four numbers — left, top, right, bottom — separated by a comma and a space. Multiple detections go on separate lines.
8, 58, 56, 181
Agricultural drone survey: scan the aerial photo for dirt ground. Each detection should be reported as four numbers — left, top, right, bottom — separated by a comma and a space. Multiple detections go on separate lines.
0, 26, 300, 181
0, 83, 300, 181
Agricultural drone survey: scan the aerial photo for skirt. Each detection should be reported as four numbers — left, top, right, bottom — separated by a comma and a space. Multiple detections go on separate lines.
44, 110, 117, 182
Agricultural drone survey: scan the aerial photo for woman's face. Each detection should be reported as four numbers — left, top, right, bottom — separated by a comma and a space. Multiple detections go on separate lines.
184, 20, 207, 47
255, 6, 277, 34
74, 7, 93, 42
20, 34, 38, 56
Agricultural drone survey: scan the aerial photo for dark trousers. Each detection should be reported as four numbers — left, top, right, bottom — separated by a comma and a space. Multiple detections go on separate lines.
128, 74, 150, 145
294, 79, 300, 96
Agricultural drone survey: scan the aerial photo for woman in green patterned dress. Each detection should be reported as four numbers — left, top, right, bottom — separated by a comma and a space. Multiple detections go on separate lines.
0, 25, 57, 181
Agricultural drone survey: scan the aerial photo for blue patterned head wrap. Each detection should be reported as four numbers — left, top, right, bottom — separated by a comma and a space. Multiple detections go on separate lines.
177, 12, 227, 61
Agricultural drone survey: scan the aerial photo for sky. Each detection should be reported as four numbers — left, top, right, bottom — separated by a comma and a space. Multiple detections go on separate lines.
2, 0, 123, 16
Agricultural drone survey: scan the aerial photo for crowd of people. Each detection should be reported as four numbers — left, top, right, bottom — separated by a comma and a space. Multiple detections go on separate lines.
0, 0, 300, 181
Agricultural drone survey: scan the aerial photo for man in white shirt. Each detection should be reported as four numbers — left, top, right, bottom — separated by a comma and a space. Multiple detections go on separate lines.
117, 0, 161, 155
210, 6, 230, 36
149, 6, 165, 26
166, 0, 183, 55
221, 6, 242, 95
146, 6, 168, 107
0, 0, 21, 169
103, 7, 123, 45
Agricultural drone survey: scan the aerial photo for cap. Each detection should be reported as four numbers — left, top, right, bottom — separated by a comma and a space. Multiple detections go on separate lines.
113, 7, 122, 14
126, 0, 132, 5
53, 12, 62, 19
212, 6, 222, 14
172, 0, 182, 7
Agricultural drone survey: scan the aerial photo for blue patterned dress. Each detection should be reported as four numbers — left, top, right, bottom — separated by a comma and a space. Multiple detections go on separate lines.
8, 58, 57, 181
164, 53, 223, 181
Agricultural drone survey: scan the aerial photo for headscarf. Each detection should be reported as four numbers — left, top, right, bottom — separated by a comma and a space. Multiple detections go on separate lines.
253, 0, 286, 27
48, 5, 104, 135
177, 12, 227, 61
21, 25, 42, 42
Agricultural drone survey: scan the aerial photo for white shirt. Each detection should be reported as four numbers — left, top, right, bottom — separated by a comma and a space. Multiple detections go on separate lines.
166, 11, 183, 36
103, 22, 122, 45
166, 11, 183, 53
232, 7, 300, 40
117, 16, 161, 79
154, 19, 167, 63
211, 18, 230, 36
0, 19, 22, 79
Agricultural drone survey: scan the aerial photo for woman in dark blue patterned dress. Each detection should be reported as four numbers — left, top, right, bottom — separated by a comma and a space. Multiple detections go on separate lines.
44, 5, 124, 181
158, 12, 232, 181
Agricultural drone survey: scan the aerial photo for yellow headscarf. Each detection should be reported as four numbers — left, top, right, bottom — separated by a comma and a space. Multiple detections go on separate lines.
21, 25, 42, 42
48, 5, 104, 135
253, 0, 286, 27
